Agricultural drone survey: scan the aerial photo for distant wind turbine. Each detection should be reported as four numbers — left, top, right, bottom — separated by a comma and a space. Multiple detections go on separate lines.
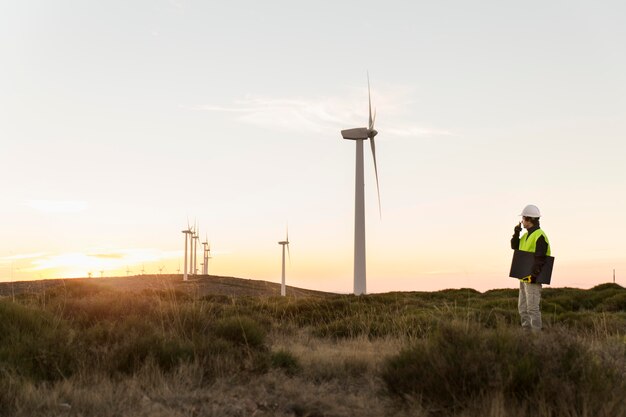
340, 75, 381, 295
192, 221, 199, 276
182, 221, 193, 281
206, 240, 213, 275
202, 235, 209, 275
193, 231, 200, 275
278, 226, 290, 297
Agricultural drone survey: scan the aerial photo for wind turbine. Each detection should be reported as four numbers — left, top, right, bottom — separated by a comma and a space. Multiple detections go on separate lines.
278, 226, 290, 297
193, 229, 200, 275
202, 235, 209, 275
206, 241, 213, 275
182, 222, 193, 281
191, 221, 199, 276
340, 75, 381, 295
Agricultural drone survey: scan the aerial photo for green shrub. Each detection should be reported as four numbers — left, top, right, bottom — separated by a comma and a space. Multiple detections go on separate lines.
213, 316, 266, 348
0, 301, 78, 381
596, 293, 626, 312
111, 332, 194, 374
480, 307, 517, 328
591, 283, 624, 292
271, 350, 301, 376
382, 323, 626, 414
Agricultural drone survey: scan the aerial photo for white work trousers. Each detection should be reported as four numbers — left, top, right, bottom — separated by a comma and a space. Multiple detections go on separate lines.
518, 281, 542, 331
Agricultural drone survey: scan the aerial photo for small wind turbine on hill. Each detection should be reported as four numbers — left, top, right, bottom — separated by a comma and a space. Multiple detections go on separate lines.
202, 235, 210, 275
182, 222, 193, 281
278, 227, 290, 297
193, 223, 200, 276
340, 75, 382, 295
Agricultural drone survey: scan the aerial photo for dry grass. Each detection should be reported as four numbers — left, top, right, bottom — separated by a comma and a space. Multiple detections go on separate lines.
1, 279, 625, 417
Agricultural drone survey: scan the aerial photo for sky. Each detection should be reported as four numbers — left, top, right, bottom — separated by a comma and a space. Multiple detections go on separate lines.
1, 0, 625, 293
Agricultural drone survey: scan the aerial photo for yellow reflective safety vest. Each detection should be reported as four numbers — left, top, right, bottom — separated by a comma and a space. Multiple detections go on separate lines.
519, 229, 551, 256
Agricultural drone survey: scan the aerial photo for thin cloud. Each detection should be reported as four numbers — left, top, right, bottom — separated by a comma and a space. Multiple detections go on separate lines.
0, 252, 48, 263
189, 89, 452, 138
88, 253, 125, 259
25, 248, 182, 272
188, 97, 356, 134
387, 127, 454, 137
26, 200, 89, 214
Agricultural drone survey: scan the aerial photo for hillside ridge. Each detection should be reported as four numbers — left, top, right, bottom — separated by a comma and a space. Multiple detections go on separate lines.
0, 274, 334, 298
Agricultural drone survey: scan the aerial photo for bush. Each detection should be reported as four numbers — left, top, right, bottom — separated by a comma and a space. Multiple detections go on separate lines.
213, 316, 266, 349
596, 293, 626, 312
0, 301, 78, 381
111, 332, 194, 374
271, 350, 301, 376
382, 323, 626, 414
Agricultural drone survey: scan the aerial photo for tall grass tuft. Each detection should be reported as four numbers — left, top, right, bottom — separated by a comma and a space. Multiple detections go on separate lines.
382, 322, 626, 415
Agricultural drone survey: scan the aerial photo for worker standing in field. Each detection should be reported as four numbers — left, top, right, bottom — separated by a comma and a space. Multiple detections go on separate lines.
511, 204, 551, 331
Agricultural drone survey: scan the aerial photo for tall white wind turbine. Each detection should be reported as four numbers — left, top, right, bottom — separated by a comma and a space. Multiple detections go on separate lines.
202, 234, 210, 275
202, 238, 208, 275
340, 76, 381, 295
207, 241, 212, 275
193, 228, 200, 275
190, 221, 197, 277
182, 224, 193, 281
278, 227, 290, 297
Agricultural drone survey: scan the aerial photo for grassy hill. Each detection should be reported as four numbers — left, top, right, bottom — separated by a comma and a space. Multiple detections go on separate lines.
0, 274, 333, 298
0, 278, 625, 417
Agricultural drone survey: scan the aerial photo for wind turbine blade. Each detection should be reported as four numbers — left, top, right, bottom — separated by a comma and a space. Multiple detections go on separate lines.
370, 137, 382, 218
286, 224, 289, 242
372, 108, 377, 129
287, 243, 291, 265
368, 73, 373, 130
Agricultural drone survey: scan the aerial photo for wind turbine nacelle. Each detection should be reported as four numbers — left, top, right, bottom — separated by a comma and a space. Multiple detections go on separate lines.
342, 128, 378, 140
341, 127, 370, 140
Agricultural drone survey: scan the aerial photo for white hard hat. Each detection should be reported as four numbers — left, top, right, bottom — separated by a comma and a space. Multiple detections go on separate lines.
520, 204, 541, 218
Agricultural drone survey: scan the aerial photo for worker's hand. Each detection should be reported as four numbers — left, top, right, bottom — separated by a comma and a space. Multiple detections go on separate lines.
514, 222, 522, 235
520, 275, 532, 283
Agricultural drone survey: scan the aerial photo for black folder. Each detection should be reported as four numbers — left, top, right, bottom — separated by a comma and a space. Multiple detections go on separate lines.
509, 250, 554, 285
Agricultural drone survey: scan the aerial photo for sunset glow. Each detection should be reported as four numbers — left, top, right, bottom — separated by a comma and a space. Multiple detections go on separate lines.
1, 1, 625, 293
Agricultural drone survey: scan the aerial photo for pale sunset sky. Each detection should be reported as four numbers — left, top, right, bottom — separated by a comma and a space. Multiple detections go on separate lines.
1, 0, 625, 293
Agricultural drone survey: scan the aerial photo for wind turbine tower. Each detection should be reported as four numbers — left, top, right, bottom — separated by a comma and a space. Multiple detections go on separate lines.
189, 223, 197, 277
182, 226, 193, 281
278, 227, 290, 297
202, 237, 209, 275
340, 75, 381, 295
193, 231, 200, 275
